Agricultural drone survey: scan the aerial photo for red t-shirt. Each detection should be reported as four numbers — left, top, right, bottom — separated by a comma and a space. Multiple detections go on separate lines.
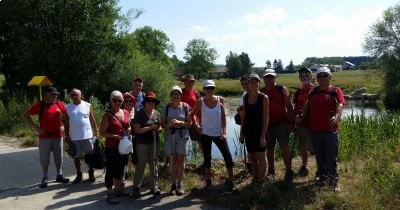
308, 86, 346, 131
292, 85, 314, 127
261, 86, 288, 126
27, 101, 66, 139
182, 88, 200, 123
105, 110, 131, 148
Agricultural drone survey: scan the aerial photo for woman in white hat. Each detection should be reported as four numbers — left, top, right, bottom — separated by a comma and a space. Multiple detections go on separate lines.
161, 85, 192, 196
191, 80, 236, 191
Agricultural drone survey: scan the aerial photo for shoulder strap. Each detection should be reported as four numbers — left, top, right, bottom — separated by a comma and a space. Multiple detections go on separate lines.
194, 90, 201, 99
39, 100, 62, 122
165, 103, 170, 124
276, 85, 284, 95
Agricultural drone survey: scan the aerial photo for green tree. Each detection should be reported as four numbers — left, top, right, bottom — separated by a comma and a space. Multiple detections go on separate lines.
363, 4, 400, 109
0, 0, 123, 94
239, 52, 254, 76
225, 51, 242, 79
265, 60, 272, 68
131, 26, 175, 66
183, 38, 217, 80
286, 60, 294, 71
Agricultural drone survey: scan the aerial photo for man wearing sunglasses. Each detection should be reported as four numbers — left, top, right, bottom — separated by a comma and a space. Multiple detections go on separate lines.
260, 69, 295, 182
299, 67, 346, 191
65, 88, 99, 184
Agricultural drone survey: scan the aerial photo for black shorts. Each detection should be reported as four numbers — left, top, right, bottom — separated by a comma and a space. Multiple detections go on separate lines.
244, 128, 266, 153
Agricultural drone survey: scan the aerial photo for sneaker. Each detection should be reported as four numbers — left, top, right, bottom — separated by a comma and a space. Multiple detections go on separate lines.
56, 175, 70, 183
284, 170, 294, 182
88, 168, 96, 182
296, 166, 309, 177
176, 184, 185, 196
169, 184, 176, 196
115, 189, 130, 197
39, 177, 48, 188
206, 178, 212, 189
267, 168, 275, 181
225, 180, 237, 191
315, 176, 326, 187
151, 187, 161, 196
72, 171, 83, 184
106, 194, 120, 204
131, 186, 141, 198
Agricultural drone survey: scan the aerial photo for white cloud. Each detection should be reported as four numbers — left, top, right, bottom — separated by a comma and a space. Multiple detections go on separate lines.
190, 25, 208, 32
244, 7, 287, 26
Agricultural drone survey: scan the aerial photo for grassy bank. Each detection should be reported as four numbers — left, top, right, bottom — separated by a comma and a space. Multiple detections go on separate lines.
193, 69, 383, 96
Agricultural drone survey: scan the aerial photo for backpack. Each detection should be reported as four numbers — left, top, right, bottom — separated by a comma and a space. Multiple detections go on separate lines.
84, 138, 106, 169
260, 84, 284, 95
39, 100, 62, 122
308, 86, 337, 100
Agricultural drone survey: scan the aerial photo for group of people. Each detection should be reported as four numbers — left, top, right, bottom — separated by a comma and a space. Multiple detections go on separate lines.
238, 66, 345, 189
23, 66, 345, 205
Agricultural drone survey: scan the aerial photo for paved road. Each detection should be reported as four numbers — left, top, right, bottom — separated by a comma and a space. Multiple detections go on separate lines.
0, 146, 223, 210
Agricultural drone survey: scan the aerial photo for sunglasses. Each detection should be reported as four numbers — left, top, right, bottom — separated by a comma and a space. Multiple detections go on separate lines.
70, 94, 79, 97
112, 99, 123, 103
264, 75, 276, 79
317, 75, 330, 78
300, 73, 311, 78
124, 99, 133, 103
204, 86, 215, 90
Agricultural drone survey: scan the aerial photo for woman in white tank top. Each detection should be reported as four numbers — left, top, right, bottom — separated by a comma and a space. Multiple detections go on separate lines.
191, 80, 236, 191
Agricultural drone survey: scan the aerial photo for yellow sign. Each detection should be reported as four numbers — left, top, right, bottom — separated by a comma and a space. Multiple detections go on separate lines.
27, 76, 54, 100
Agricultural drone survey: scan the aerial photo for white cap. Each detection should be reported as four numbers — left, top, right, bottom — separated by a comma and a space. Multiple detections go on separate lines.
263, 69, 277, 77
316, 67, 331, 75
171, 85, 182, 95
203, 79, 215, 87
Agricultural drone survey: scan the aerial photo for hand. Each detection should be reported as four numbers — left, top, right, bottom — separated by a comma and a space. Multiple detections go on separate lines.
195, 125, 202, 134
329, 116, 339, 126
34, 126, 45, 135
295, 115, 303, 124
220, 133, 227, 142
60, 126, 65, 132
259, 137, 266, 148
239, 135, 244, 144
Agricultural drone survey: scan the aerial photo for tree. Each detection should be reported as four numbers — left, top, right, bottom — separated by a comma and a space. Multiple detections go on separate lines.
239, 52, 254, 75
183, 38, 217, 80
131, 26, 175, 66
265, 60, 272, 68
286, 60, 294, 72
363, 4, 400, 109
225, 52, 242, 79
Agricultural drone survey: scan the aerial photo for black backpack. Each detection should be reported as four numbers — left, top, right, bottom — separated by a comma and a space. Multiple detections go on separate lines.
84, 138, 106, 169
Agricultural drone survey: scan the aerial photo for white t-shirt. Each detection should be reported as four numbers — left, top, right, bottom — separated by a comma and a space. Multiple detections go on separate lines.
66, 101, 93, 140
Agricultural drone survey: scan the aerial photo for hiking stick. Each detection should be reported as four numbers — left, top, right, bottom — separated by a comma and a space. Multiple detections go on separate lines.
153, 129, 158, 197
329, 111, 337, 193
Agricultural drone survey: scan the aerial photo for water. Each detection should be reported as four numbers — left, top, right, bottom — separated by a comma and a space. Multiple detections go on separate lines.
205, 97, 382, 159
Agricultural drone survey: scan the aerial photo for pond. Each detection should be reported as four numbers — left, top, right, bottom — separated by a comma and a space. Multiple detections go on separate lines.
191, 97, 383, 160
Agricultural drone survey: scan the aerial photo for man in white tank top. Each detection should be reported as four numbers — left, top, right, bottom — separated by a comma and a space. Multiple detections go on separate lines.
65, 88, 99, 184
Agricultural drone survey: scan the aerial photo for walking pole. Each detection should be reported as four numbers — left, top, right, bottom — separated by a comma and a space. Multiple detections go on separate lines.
153, 128, 158, 198
329, 110, 337, 193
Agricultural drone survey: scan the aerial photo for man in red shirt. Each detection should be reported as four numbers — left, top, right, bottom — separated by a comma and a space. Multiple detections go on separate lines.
181, 74, 202, 151
23, 87, 70, 188
300, 67, 346, 189
292, 67, 314, 177
261, 69, 295, 181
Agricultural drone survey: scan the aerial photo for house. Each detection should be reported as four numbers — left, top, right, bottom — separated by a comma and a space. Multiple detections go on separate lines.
209, 64, 227, 76
342, 61, 357, 70
329, 65, 342, 72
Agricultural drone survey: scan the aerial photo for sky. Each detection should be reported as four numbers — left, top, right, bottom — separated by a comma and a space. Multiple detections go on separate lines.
118, 0, 400, 67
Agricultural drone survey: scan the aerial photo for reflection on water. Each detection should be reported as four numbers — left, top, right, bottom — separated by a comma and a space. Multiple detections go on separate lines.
199, 97, 382, 159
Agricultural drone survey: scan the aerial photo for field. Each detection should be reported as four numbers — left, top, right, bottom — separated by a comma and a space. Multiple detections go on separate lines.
193, 69, 384, 96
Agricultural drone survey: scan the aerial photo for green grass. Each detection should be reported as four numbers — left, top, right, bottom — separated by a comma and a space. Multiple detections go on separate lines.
192, 69, 384, 96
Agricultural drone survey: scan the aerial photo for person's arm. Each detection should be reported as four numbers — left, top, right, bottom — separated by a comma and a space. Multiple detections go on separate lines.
100, 113, 120, 140
22, 111, 45, 135
239, 103, 246, 143
220, 103, 227, 141
260, 95, 269, 147
63, 113, 70, 142
89, 106, 99, 137
190, 100, 202, 127
283, 86, 295, 123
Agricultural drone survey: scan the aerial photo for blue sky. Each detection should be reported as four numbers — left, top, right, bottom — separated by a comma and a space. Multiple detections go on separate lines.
118, 0, 399, 67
